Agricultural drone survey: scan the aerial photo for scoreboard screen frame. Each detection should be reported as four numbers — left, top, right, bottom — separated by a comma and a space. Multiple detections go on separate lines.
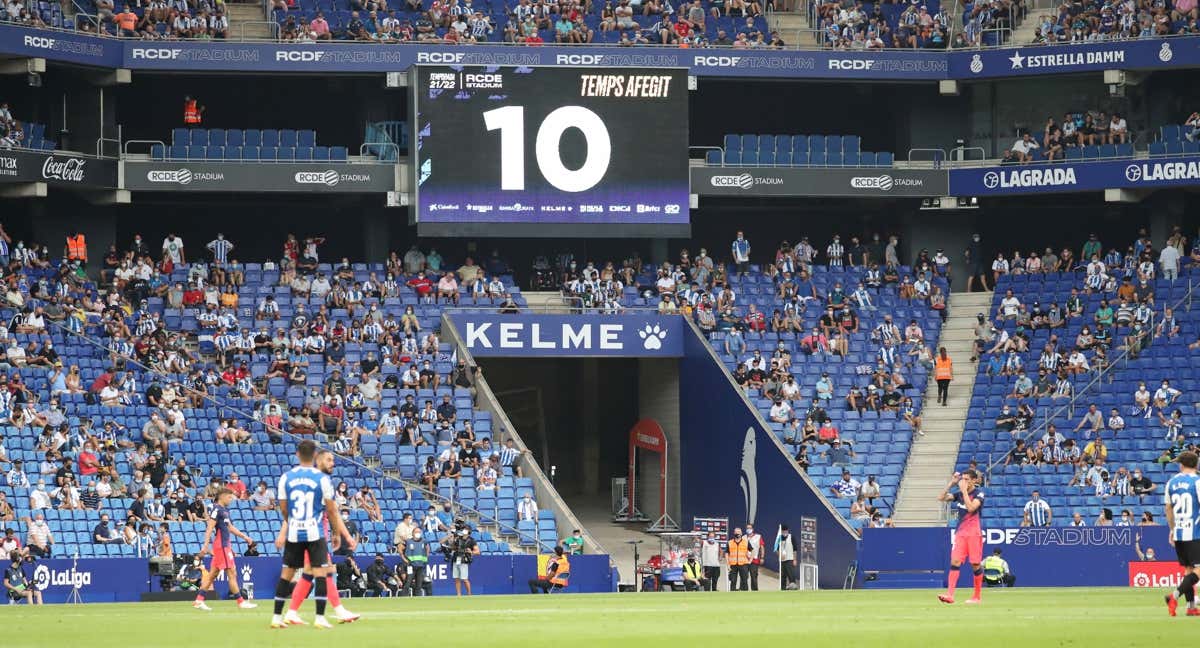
410, 65, 691, 238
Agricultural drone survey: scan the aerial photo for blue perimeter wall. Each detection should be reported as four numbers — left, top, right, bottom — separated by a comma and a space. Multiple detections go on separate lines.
25, 553, 615, 603
679, 326, 857, 589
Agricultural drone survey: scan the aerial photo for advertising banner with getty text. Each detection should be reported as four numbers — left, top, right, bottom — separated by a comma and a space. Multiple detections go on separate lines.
445, 313, 684, 357
950, 155, 1200, 197
123, 161, 395, 193
0, 148, 117, 188
693, 166, 948, 198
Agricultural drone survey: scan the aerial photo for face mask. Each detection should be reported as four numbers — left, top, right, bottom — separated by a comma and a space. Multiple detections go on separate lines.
413, 533, 422, 540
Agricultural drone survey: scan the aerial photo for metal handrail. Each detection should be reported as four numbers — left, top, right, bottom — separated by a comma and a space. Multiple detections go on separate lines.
238, 19, 280, 40
950, 146, 987, 163
359, 141, 398, 161
983, 276, 1195, 478
123, 138, 165, 156
907, 148, 947, 168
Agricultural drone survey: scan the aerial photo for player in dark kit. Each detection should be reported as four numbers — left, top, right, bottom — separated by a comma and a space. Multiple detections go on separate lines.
193, 488, 258, 611
1163, 450, 1200, 616
937, 469, 985, 605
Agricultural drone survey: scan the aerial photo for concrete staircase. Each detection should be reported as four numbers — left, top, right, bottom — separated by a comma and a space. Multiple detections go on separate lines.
892, 290, 993, 526
225, 2, 274, 40
771, 8, 817, 47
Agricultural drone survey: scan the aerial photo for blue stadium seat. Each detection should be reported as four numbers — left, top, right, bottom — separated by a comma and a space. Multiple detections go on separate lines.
151, 143, 165, 160
723, 134, 740, 154
313, 146, 330, 161
295, 146, 313, 161
208, 129, 226, 147
242, 146, 260, 161
876, 152, 894, 166
206, 146, 225, 160
225, 146, 243, 160
330, 146, 348, 161
259, 146, 277, 161
190, 130, 208, 147
298, 130, 316, 147
279, 129, 297, 148
226, 129, 244, 148
244, 129, 262, 148
277, 146, 295, 161
262, 130, 280, 148
188, 146, 206, 160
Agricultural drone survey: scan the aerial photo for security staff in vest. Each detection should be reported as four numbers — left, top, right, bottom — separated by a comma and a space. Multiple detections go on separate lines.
726, 527, 751, 591
982, 548, 1015, 587
744, 523, 764, 591
778, 524, 800, 590
682, 554, 708, 591
64, 231, 87, 268
528, 545, 570, 593
183, 95, 205, 126
700, 531, 722, 591
401, 528, 429, 596
934, 346, 953, 406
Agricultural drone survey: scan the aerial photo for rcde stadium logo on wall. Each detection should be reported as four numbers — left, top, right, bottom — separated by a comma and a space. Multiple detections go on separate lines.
146, 168, 225, 185
294, 170, 341, 186
710, 173, 781, 190
982, 167, 1076, 189
850, 175, 894, 190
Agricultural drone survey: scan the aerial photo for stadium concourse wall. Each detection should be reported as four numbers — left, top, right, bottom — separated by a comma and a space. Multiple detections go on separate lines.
857, 526, 1178, 588
26, 554, 615, 603
678, 319, 858, 589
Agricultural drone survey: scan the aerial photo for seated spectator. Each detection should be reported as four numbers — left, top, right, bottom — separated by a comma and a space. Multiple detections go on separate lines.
828, 470, 860, 499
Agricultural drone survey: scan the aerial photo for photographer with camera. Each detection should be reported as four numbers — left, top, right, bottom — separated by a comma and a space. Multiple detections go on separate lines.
441, 520, 479, 596
4, 551, 40, 604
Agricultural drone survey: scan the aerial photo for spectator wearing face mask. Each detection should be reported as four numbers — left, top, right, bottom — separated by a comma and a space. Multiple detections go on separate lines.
366, 553, 397, 596
402, 528, 429, 596
700, 531, 722, 591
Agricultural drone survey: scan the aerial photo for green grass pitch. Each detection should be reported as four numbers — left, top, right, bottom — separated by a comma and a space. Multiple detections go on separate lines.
0, 588, 1177, 647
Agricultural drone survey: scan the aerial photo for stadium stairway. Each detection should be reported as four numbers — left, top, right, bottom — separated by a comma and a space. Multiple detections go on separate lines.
772, 11, 818, 47
892, 291, 992, 526
226, 2, 274, 39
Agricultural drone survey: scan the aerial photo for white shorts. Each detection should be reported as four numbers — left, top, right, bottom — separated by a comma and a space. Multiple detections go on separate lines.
452, 562, 469, 580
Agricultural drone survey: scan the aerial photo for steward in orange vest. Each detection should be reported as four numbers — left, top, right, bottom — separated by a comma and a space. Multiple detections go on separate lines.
183, 96, 204, 125
65, 233, 87, 265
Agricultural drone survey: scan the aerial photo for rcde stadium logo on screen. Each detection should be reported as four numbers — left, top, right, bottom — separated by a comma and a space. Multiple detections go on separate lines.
464, 73, 503, 89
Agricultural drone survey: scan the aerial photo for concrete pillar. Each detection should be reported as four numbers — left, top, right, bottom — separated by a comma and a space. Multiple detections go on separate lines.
580, 359, 600, 495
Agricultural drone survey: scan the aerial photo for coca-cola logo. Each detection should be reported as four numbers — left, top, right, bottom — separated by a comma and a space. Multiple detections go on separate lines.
41, 156, 86, 183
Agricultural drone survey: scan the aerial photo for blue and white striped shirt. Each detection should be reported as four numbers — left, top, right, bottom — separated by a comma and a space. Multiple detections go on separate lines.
1024, 498, 1050, 526
206, 238, 234, 265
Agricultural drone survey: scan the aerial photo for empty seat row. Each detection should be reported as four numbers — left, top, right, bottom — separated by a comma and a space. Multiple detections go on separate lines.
152, 144, 349, 162
710, 149, 893, 167
722, 133, 865, 157
171, 128, 318, 149
1149, 140, 1200, 156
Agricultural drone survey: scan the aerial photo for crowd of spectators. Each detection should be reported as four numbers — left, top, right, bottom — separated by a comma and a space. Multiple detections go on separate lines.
815, 2, 951, 49
971, 225, 1198, 526
999, 110, 1131, 164
0, 0, 47, 28
1030, 0, 1198, 44
0, 103, 26, 149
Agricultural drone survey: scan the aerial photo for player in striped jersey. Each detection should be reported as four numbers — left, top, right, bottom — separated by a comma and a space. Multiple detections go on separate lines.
271, 440, 356, 629
283, 449, 359, 626
1163, 451, 1200, 616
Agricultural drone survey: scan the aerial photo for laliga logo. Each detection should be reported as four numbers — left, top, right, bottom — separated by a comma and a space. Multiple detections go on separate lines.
710, 173, 755, 190
294, 170, 339, 186
1125, 164, 1142, 182
1159, 42, 1173, 62
33, 564, 92, 589
969, 54, 983, 74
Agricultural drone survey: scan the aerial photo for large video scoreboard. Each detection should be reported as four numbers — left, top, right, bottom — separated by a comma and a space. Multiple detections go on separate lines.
412, 65, 690, 237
